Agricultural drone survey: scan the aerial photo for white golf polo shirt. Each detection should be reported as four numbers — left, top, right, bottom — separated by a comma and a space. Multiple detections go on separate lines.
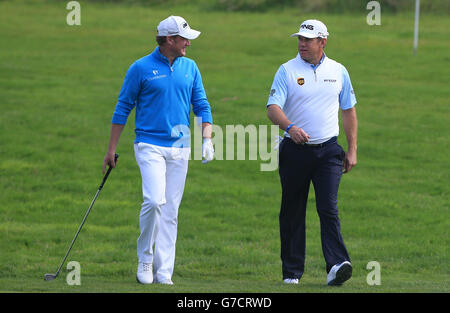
267, 53, 357, 144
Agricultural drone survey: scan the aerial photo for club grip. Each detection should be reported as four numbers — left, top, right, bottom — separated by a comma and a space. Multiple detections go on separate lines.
99, 153, 119, 190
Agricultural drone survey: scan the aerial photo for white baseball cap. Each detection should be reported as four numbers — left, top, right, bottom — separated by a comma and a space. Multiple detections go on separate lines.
157, 16, 201, 40
290, 19, 329, 39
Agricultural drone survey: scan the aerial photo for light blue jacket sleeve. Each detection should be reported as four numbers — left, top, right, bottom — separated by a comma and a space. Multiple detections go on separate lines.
191, 63, 213, 124
112, 62, 141, 125
267, 65, 288, 109
339, 66, 357, 110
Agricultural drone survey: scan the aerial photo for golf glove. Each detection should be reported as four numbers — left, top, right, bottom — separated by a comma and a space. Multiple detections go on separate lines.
202, 138, 214, 164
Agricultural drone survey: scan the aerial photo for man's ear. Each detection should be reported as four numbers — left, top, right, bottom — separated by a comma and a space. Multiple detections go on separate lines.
166, 35, 178, 46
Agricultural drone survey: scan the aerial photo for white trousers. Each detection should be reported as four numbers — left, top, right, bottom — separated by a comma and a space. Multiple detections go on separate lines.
134, 142, 190, 282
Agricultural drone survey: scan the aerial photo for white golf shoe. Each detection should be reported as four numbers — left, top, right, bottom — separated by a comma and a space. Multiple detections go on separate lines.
283, 278, 299, 284
327, 261, 352, 286
136, 262, 153, 284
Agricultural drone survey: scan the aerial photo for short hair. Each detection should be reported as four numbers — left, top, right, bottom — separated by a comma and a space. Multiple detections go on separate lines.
156, 35, 182, 46
156, 36, 167, 46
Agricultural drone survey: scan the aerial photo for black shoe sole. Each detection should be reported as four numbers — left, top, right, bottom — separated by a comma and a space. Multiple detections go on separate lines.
328, 263, 352, 286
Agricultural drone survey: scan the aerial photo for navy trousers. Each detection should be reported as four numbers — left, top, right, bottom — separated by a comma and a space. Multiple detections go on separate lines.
278, 137, 350, 279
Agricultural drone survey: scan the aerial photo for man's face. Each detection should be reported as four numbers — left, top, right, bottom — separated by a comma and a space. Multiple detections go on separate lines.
298, 36, 326, 64
169, 35, 191, 57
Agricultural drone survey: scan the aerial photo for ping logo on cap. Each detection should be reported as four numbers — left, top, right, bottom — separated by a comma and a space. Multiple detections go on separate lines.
301, 24, 314, 30
182, 22, 188, 28
297, 77, 305, 85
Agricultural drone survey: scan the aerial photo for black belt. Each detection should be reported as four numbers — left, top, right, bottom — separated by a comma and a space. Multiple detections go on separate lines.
288, 136, 337, 148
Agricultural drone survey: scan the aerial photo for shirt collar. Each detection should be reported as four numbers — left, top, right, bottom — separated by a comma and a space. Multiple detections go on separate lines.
152, 46, 182, 66
297, 52, 326, 70
152, 46, 169, 63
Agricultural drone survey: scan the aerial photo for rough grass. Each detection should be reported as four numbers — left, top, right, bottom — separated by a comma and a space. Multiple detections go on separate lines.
0, 0, 448, 293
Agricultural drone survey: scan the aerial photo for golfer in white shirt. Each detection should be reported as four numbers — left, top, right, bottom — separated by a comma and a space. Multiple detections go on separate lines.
267, 19, 358, 286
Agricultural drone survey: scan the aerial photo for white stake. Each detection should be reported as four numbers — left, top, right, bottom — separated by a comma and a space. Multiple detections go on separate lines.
413, 0, 420, 55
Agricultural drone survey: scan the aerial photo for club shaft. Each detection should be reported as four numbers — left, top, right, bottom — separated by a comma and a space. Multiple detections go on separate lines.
55, 188, 101, 276
49, 154, 118, 279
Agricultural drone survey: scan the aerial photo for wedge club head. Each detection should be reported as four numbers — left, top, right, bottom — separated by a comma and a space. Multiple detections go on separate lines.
44, 273, 57, 281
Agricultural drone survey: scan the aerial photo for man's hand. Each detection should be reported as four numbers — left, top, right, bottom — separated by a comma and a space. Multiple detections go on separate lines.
267, 105, 310, 144
103, 151, 117, 174
343, 149, 357, 173
202, 138, 214, 164
288, 125, 310, 144
103, 123, 124, 174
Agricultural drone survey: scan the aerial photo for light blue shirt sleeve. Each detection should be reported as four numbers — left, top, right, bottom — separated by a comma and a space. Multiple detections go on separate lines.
267, 65, 288, 109
112, 62, 140, 125
339, 66, 357, 110
191, 63, 213, 124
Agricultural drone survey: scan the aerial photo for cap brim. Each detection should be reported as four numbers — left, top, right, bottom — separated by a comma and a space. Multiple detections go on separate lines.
180, 29, 201, 40
290, 31, 319, 38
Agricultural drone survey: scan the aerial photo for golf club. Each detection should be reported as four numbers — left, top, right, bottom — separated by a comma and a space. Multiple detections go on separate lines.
44, 154, 119, 281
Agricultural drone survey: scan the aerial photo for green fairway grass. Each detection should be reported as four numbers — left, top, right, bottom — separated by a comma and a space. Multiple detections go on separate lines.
0, 0, 448, 293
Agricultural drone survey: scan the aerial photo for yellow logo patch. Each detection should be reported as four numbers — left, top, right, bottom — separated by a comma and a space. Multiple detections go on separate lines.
297, 77, 305, 85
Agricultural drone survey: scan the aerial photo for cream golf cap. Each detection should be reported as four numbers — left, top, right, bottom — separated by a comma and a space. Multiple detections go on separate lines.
290, 19, 329, 39
157, 16, 201, 40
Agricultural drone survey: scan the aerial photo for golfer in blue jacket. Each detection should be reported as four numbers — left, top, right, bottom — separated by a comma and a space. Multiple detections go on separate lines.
103, 16, 214, 285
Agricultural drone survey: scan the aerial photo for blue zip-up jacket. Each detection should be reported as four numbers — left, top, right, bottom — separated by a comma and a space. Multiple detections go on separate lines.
112, 47, 213, 147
